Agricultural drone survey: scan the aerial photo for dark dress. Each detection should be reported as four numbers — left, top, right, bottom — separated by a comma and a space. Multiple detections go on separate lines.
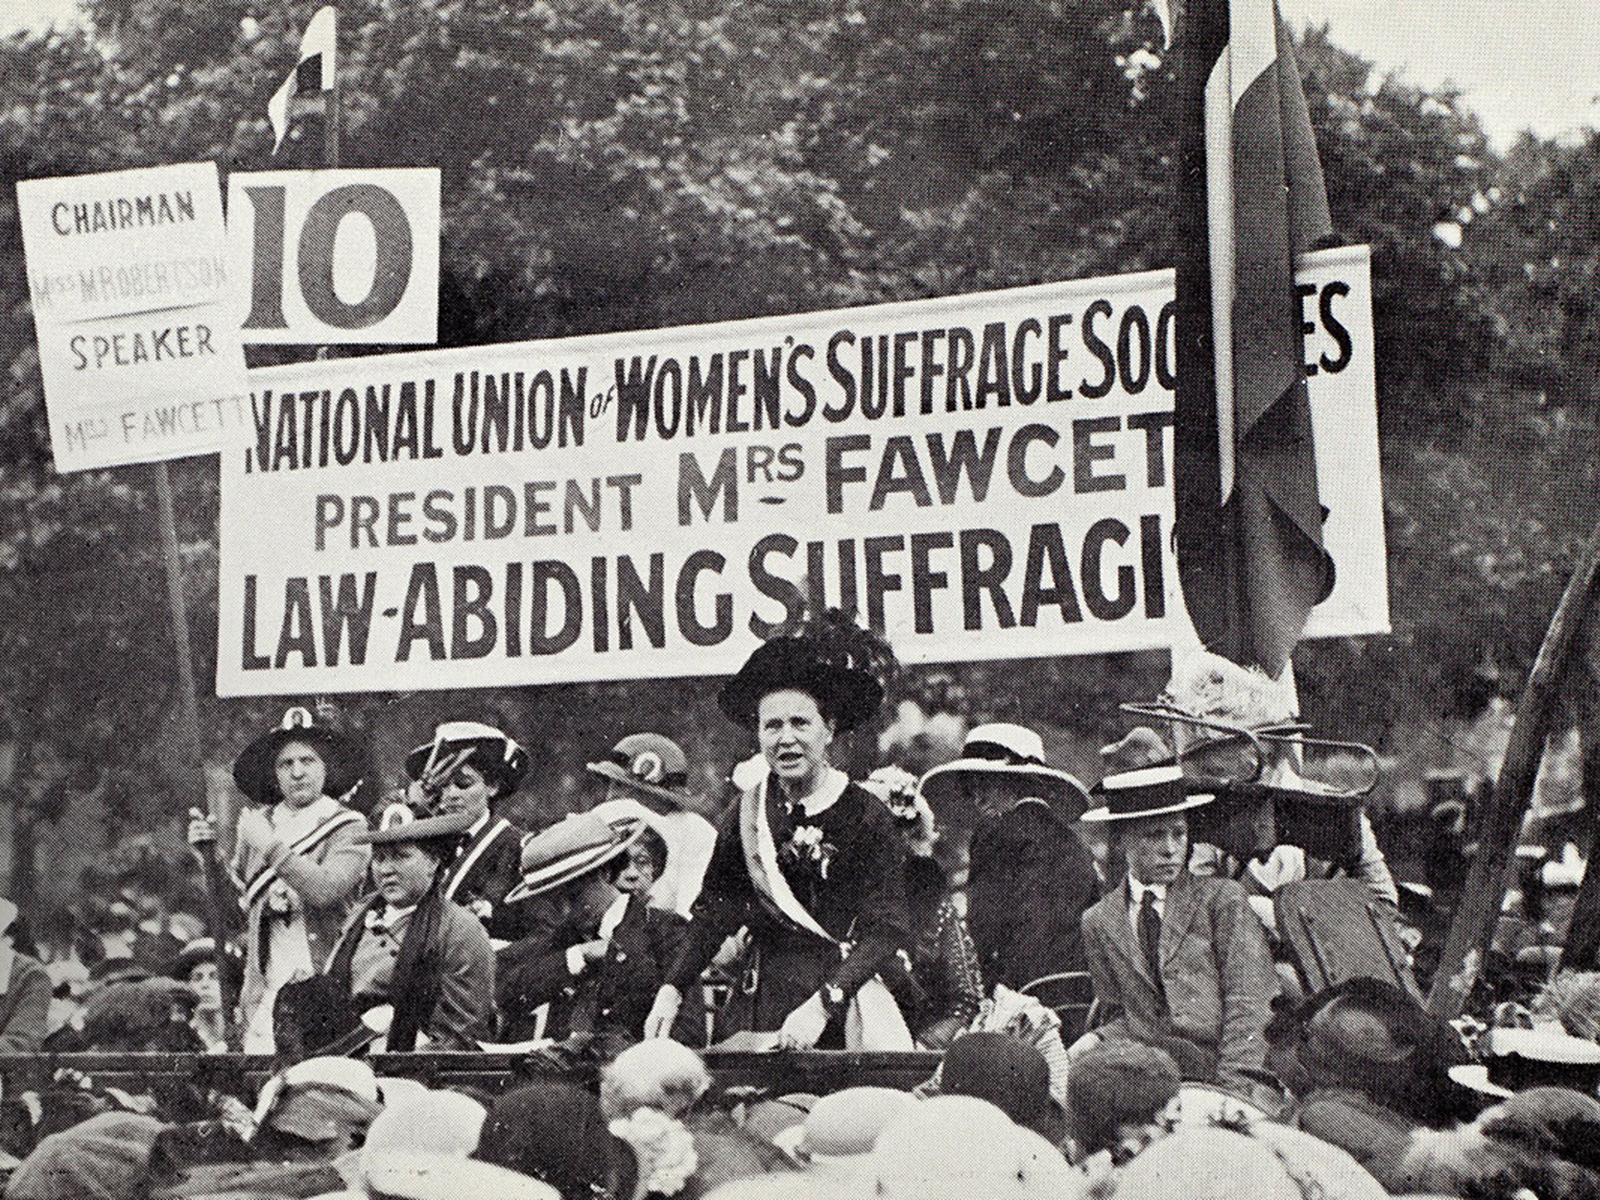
968, 800, 1101, 991
497, 893, 690, 1047
667, 775, 908, 1044
441, 813, 529, 941
893, 855, 983, 1049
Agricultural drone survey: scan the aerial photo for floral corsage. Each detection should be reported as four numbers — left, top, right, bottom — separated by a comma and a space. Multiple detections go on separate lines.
609, 1106, 697, 1197
862, 764, 935, 853
782, 824, 836, 880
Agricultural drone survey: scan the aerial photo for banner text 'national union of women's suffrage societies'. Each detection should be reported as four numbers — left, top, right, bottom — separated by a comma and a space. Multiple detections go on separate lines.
217, 245, 1387, 696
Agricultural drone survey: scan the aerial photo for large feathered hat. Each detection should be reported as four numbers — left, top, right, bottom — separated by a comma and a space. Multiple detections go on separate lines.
719, 610, 894, 734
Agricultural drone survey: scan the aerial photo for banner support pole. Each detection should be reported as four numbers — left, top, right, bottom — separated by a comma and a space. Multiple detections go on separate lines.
1426, 515, 1600, 1020
153, 461, 240, 1051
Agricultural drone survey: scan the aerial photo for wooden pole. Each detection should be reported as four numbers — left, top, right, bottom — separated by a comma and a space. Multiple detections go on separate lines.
1427, 516, 1600, 1019
1557, 662, 1600, 970
325, 79, 340, 170
153, 462, 240, 1050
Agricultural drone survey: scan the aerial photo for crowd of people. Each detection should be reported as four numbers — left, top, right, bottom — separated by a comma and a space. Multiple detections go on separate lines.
1, 616, 1599, 1198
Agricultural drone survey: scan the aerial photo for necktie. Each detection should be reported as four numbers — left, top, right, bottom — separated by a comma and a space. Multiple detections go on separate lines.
1138, 890, 1163, 987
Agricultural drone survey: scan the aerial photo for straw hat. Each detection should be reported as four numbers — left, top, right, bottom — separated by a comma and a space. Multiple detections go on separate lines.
773, 1087, 918, 1172
405, 720, 529, 794
587, 733, 698, 808
868, 1096, 1077, 1200
504, 813, 646, 904
1080, 762, 1214, 824
1448, 1026, 1600, 1099
357, 798, 477, 847
918, 725, 1091, 820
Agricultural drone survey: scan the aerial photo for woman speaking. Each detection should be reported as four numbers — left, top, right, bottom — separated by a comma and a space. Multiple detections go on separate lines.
644, 614, 911, 1050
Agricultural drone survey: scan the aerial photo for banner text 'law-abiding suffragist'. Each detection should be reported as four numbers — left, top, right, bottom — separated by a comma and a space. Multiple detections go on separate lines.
217, 245, 1386, 695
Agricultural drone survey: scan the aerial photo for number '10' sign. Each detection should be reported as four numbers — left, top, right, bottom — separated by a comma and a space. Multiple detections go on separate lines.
227, 168, 439, 345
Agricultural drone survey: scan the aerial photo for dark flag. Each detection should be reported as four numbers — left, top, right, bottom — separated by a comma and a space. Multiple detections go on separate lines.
267, 7, 336, 153
1172, 0, 1336, 678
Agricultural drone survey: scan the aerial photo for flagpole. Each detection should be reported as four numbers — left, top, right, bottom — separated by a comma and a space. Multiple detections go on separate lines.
324, 78, 340, 170
153, 462, 240, 1050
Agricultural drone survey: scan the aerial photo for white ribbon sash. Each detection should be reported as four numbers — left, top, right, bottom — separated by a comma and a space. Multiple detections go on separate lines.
739, 776, 911, 1051
443, 816, 513, 902
240, 808, 364, 912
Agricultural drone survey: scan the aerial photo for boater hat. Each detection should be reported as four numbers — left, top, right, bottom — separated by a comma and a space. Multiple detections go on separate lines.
405, 721, 529, 795
1448, 1026, 1600, 1099
233, 706, 364, 804
586, 733, 697, 808
1080, 763, 1214, 824
358, 799, 477, 846
719, 634, 884, 734
918, 724, 1091, 820
1081, 726, 1214, 823
504, 813, 646, 904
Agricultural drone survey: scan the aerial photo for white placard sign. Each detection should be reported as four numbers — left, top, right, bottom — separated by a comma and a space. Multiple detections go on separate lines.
227, 169, 440, 345
218, 245, 1386, 696
18, 162, 253, 471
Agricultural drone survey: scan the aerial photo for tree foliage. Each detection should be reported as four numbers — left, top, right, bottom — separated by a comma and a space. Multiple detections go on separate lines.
0, 0, 1590, 910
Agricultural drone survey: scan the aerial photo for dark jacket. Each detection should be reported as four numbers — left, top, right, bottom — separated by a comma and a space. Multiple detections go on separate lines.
968, 801, 1101, 991
892, 856, 983, 1049
325, 892, 496, 1049
497, 894, 688, 1044
0, 952, 52, 1054
441, 814, 529, 941
667, 778, 908, 1040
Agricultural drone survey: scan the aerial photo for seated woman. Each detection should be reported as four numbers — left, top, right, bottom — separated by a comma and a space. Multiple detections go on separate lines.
324, 798, 496, 1049
497, 812, 693, 1056
862, 766, 983, 1050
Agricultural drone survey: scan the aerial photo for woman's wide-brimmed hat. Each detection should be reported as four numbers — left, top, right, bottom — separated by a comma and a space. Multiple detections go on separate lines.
358, 799, 477, 847
232, 706, 364, 804
917, 724, 1091, 820
1448, 1026, 1600, 1099
167, 937, 244, 992
719, 634, 884, 734
586, 732, 697, 808
404, 721, 529, 795
504, 813, 646, 904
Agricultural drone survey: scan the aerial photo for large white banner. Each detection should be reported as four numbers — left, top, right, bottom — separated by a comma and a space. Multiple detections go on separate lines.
218, 245, 1386, 696
18, 162, 253, 471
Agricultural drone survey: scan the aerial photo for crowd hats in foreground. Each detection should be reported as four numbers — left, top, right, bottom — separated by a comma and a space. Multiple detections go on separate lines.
869, 1095, 1083, 1200
1448, 1025, 1600, 1099
353, 1088, 558, 1200
939, 1032, 1062, 1143
600, 1038, 712, 1121
251, 1055, 383, 1146
772, 1086, 919, 1174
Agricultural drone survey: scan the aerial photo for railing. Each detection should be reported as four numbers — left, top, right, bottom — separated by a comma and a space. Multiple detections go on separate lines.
0, 1050, 944, 1095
